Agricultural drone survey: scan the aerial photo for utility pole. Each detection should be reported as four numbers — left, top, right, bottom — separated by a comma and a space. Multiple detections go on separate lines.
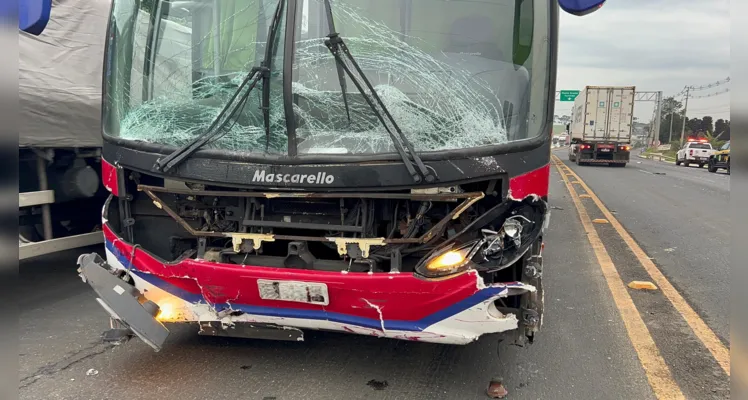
679, 86, 690, 146
652, 91, 662, 147
668, 111, 674, 143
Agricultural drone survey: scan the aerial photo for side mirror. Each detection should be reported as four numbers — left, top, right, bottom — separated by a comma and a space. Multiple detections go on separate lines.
19, 0, 52, 35
558, 0, 605, 16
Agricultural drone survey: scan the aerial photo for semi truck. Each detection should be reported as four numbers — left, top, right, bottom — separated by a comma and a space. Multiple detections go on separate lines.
567, 86, 635, 167
18, 0, 111, 260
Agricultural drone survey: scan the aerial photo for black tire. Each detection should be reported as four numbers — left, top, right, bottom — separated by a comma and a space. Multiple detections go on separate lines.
708, 161, 717, 173
684, 160, 690, 167
698, 163, 705, 168
675, 156, 681, 166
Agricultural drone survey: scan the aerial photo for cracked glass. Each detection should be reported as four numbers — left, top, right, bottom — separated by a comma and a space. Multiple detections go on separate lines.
103, 0, 551, 156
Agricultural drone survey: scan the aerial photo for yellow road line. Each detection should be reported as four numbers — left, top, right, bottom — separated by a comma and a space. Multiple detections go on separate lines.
552, 155, 731, 376
552, 158, 685, 400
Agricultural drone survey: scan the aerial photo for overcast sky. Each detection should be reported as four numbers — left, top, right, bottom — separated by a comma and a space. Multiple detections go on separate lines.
555, 0, 730, 123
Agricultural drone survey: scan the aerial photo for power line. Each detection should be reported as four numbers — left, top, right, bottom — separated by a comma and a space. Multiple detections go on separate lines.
686, 106, 730, 114
688, 77, 730, 91
666, 77, 730, 99
678, 77, 730, 144
689, 88, 729, 99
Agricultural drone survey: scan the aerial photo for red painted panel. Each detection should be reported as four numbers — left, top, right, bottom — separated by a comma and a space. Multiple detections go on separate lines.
101, 158, 119, 196
102, 225, 488, 322
508, 163, 550, 199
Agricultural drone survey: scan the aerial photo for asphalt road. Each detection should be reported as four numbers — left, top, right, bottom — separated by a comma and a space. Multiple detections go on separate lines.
557, 150, 730, 343
18, 153, 730, 400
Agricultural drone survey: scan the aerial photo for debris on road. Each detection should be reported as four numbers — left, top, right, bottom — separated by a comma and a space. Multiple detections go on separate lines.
366, 379, 389, 390
592, 219, 609, 224
551, 206, 564, 210
628, 281, 658, 290
487, 378, 509, 398
86, 368, 99, 376
579, 194, 591, 198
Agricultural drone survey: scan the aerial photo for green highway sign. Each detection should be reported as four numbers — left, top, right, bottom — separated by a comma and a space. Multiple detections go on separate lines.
559, 90, 580, 101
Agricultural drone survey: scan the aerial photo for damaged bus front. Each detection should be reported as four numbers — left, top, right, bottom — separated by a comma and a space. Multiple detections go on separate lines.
75, 0, 603, 351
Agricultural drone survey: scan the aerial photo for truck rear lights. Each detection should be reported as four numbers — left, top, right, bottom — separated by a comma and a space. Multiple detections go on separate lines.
580, 144, 591, 150
619, 145, 630, 151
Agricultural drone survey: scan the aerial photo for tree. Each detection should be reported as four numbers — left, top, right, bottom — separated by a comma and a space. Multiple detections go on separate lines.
686, 117, 703, 135
658, 97, 685, 144
661, 97, 683, 115
700, 116, 713, 133
715, 119, 730, 140
659, 113, 685, 144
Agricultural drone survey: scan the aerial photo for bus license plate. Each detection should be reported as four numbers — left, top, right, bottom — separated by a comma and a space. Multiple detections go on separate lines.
257, 280, 330, 305
600, 148, 610, 152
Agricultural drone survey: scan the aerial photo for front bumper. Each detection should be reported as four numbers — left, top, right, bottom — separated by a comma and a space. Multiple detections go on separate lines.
578, 157, 628, 164
79, 224, 537, 348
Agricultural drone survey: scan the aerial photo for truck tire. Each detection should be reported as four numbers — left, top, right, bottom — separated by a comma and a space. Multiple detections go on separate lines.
675, 156, 681, 166
684, 160, 690, 167
698, 163, 705, 168
708, 161, 717, 173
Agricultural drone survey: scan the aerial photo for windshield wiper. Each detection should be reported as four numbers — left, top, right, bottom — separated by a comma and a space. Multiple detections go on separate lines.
154, 0, 285, 173
321, 0, 434, 184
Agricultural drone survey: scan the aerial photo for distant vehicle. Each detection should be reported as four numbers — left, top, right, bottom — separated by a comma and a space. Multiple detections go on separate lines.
676, 139, 714, 168
567, 86, 635, 167
707, 141, 730, 174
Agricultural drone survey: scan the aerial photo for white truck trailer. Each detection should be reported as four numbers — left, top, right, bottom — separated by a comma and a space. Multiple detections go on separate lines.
567, 86, 635, 167
18, 0, 111, 259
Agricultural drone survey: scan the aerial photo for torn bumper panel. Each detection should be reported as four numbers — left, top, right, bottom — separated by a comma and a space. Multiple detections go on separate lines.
86, 224, 536, 348
77, 252, 170, 351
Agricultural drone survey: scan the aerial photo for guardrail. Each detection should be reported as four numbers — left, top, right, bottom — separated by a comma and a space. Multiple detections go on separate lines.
640, 152, 675, 163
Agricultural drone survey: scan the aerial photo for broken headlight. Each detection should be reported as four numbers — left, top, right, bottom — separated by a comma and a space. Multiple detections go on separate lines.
416, 214, 537, 279
415, 241, 481, 278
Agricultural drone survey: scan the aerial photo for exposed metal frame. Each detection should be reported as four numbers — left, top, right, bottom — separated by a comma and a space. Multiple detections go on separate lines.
139, 186, 484, 246
19, 151, 105, 260
19, 190, 54, 208
554, 90, 662, 102
19, 232, 104, 260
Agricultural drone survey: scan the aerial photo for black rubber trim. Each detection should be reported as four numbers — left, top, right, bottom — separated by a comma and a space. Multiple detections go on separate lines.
283, 0, 298, 156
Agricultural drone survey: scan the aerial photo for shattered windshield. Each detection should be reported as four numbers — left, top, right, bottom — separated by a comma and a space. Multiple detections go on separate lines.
103, 0, 551, 156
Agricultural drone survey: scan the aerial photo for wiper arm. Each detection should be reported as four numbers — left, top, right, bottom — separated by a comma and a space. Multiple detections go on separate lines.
154, 0, 285, 173
262, 0, 286, 151
321, 0, 434, 184
322, 2, 351, 123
